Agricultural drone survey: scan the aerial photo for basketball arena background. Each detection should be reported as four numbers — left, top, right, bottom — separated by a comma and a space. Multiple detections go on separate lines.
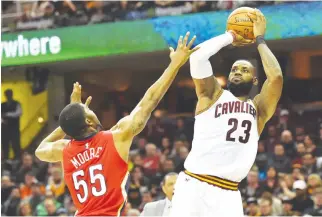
1, 1, 322, 216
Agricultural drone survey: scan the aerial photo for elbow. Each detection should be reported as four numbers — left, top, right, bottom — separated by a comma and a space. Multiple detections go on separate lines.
270, 73, 283, 85
35, 145, 44, 161
190, 50, 206, 63
35, 149, 41, 160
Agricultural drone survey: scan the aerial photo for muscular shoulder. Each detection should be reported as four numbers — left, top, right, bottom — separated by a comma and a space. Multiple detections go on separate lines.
195, 88, 224, 116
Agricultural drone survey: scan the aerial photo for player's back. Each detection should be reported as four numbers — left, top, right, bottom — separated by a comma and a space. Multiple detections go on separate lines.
62, 131, 129, 216
184, 90, 259, 182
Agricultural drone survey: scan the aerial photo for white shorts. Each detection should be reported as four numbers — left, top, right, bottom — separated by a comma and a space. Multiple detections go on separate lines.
169, 171, 244, 217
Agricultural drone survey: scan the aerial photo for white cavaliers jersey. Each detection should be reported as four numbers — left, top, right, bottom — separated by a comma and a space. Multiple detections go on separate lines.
184, 90, 259, 182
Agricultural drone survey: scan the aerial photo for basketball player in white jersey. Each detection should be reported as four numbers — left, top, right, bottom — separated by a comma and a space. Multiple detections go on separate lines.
169, 9, 283, 216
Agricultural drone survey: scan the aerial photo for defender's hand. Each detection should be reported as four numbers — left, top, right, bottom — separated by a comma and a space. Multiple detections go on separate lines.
228, 30, 254, 47
70, 82, 92, 107
169, 32, 199, 67
247, 8, 266, 38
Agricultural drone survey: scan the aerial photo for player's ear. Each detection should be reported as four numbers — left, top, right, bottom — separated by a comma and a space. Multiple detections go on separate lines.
253, 76, 258, 86
85, 118, 92, 126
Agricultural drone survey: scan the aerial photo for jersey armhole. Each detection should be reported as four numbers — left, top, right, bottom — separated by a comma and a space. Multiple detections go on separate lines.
105, 131, 128, 166
195, 88, 224, 117
248, 99, 262, 135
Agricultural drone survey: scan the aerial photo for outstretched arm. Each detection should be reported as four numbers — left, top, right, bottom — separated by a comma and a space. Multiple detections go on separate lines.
35, 83, 91, 162
111, 32, 198, 158
249, 10, 283, 134
190, 31, 252, 115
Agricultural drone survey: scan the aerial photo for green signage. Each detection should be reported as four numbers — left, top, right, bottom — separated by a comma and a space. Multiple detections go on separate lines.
1, 21, 167, 67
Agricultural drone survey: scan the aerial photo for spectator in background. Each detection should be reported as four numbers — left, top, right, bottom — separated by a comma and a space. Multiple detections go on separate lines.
174, 117, 189, 141
141, 172, 178, 216
35, 190, 62, 216
170, 139, 185, 158
302, 152, 317, 178
20, 172, 41, 199
132, 154, 144, 167
161, 158, 175, 175
135, 137, 148, 156
46, 167, 65, 203
281, 196, 300, 216
18, 201, 32, 216
1, 89, 22, 160
160, 137, 172, 156
295, 126, 306, 144
16, 152, 39, 184
29, 183, 45, 213
44, 198, 58, 216
2, 186, 21, 216
241, 170, 262, 199
128, 186, 142, 209
246, 197, 261, 216
265, 125, 279, 153
138, 191, 153, 212
307, 174, 322, 196
268, 144, 292, 173
130, 166, 150, 193
280, 130, 295, 158
293, 143, 306, 166
142, 143, 160, 176
256, 141, 269, 181
1, 175, 15, 205
305, 187, 322, 216
291, 180, 314, 214
175, 146, 189, 172
306, 134, 322, 157
261, 167, 279, 195
261, 191, 282, 216
127, 208, 141, 216
292, 167, 305, 181
258, 197, 273, 216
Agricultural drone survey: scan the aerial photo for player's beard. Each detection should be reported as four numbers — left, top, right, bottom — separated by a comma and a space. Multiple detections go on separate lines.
227, 80, 253, 97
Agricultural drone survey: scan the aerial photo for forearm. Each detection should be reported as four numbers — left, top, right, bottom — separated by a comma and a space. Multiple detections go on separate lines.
41, 127, 66, 143
191, 32, 233, 62
36, 127, 67, 162
139, 62, 181, 111
128, 62, 180, 136
190, 33, 233, 79
282, 187, 296, 199
257, 43, 283, 80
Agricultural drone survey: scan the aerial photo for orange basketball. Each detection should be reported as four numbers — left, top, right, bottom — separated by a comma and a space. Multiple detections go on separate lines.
226, 7, 256, 40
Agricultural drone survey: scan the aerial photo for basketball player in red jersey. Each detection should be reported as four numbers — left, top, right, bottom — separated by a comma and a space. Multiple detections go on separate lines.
35, 32, 199, 216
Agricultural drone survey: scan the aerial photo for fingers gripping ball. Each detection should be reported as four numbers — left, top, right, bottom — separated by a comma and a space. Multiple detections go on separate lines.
227, 7, 256, 40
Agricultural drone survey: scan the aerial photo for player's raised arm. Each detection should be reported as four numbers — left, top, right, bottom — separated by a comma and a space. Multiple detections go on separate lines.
249, 9, 283, 134
35, 83, 91, 162
190, 31, 251, 115
111, 32, 198, 156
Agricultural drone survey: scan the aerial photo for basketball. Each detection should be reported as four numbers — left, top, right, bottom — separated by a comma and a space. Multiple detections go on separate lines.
226, 7, 256, 40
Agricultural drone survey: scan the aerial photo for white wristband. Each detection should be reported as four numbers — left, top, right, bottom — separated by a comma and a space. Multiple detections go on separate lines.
190, 33, 233, 79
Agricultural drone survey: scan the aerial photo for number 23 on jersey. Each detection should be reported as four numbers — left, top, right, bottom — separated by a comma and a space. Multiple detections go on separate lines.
72, 164, 107, 203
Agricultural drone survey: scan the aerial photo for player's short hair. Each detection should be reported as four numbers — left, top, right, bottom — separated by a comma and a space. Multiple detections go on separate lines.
59, 103, 87, 138
161, 172, 178, 186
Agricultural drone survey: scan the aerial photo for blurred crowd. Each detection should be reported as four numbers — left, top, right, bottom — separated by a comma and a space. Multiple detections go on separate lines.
1, 101, 322, 216
2, 0, 279, 32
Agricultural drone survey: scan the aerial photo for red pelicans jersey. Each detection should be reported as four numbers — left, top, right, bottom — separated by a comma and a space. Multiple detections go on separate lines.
62, 131, 129, 216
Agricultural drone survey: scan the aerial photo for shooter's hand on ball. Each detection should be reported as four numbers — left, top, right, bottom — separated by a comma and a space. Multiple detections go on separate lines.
169, 32, 199, 67
228, 30, 254, 47
247, 9, 266, 38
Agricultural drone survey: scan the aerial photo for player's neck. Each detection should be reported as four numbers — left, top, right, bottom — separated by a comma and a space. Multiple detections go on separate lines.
236, 95, 248, 102
74, 130, 98, 141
